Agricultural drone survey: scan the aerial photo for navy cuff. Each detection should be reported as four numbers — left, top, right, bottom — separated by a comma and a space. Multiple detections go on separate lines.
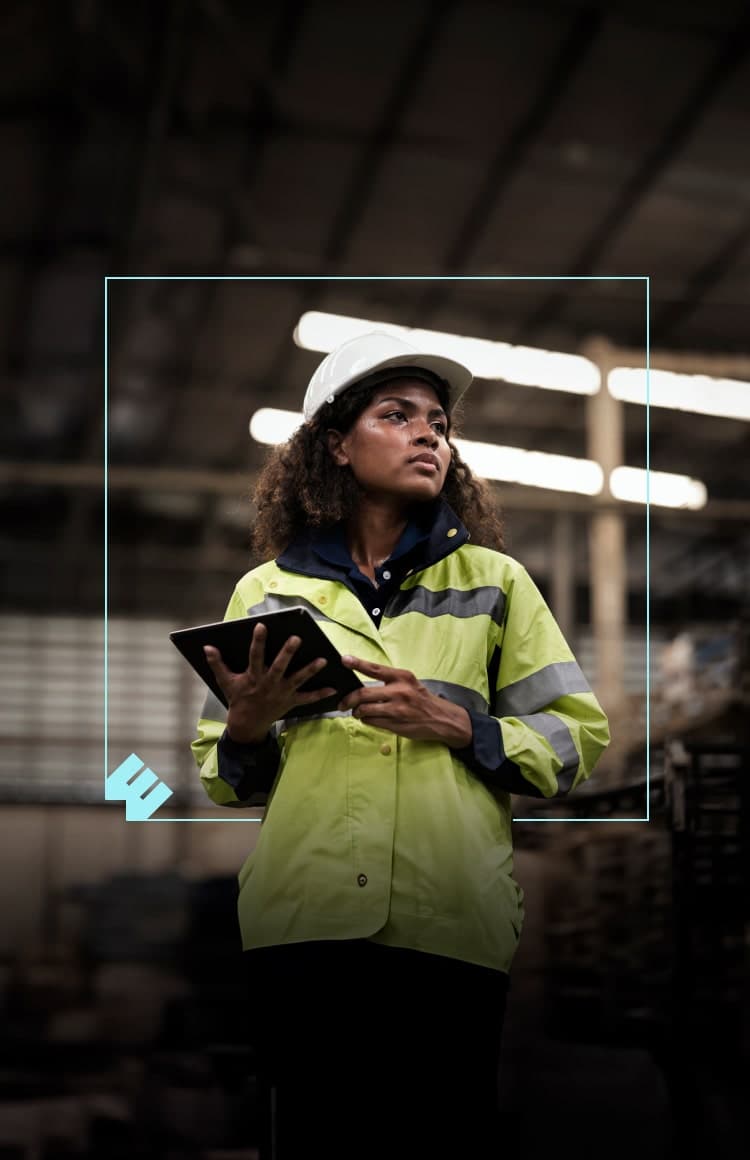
453, 709, 545, 797
217, 729, 280, 799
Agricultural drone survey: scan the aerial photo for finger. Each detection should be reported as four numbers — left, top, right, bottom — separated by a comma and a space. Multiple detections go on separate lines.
247, 622, 267, 672
340, 684, 388, 710
291, 656, 330, 686
203, 645, 233, 683
267, 634, 303, 674
341, 656, 402, 682
296, 686, 337, 705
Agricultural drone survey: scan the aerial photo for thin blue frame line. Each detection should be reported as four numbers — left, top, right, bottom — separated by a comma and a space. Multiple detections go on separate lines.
103, 272, 649, 824
512, 816, 648, 823
645, 276, 651, 822
145, 817, 264, 822
104, 279, 109, 792
104, 275, 649, 283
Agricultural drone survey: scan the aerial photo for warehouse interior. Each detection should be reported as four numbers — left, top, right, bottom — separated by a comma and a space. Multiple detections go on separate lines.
1, 1, 749, 1157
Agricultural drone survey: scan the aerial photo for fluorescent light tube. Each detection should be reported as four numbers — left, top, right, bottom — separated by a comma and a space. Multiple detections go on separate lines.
294, 311, 600, 395
610, 466, 707, 509
609, 367, 750, 421
249, 409, 603, 496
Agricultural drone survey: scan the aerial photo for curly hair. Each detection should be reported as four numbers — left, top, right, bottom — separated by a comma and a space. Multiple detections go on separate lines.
250, 376, 505, 560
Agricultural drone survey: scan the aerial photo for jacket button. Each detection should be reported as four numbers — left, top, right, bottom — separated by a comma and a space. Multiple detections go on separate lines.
318, 595, 327, 604
379, 743, 391, 756
446, 528, 458, 537
269, 581, 278, 589
357, 874, 368, 887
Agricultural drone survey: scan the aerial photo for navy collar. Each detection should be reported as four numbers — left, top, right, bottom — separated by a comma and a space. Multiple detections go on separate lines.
276, 496, 470, 582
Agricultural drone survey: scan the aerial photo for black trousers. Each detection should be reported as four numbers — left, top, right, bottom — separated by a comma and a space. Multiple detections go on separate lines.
244, 939, 509, 1160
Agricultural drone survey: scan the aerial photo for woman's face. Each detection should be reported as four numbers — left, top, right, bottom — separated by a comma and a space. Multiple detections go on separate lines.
327, 378, 452, 503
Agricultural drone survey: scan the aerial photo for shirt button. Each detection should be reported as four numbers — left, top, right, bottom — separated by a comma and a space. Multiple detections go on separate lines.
379, 743, 391, 756
357, 874, 368, 887
447, 528, 458, 538
382, 570, 391, 580
372, 607, 381, 616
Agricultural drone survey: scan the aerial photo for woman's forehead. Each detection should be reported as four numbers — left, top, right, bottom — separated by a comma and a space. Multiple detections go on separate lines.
367, 378, 447, 408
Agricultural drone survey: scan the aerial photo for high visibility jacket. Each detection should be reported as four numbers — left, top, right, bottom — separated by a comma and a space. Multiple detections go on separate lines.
192, 502, 609, 973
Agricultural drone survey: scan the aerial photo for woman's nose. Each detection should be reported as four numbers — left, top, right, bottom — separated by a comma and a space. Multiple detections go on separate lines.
413, 421, 438, 445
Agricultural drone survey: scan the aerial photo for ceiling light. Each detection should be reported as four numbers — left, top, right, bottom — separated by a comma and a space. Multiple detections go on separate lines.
249, 409, 709, 508
294, 311, 600, 395
452, 438, 604, 495
610, 466, 707, 509
609, 367, 750, 421
249, 409, 603, 496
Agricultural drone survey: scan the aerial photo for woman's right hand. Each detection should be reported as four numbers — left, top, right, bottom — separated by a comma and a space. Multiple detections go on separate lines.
203, 623, 337, 744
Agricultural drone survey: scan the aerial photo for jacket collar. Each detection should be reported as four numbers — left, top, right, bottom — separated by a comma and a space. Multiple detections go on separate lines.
276, 495, 470, 582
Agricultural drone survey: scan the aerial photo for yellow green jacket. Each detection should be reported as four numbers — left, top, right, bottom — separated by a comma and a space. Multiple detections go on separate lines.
192, 500, 609, 972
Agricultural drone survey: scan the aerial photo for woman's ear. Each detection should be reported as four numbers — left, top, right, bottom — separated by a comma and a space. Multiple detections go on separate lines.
326, 429, 349, 467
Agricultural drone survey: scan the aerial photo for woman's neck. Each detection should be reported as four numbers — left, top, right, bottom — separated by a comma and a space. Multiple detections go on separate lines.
345, 499, 410, 569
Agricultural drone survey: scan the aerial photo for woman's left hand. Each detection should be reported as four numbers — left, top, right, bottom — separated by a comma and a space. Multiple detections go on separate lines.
338, 656, 472, 748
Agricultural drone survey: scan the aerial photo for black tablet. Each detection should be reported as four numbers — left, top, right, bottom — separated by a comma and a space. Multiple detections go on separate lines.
169, 605, 363, 720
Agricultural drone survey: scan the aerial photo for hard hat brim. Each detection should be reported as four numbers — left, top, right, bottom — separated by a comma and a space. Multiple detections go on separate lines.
304, 351, 472, 420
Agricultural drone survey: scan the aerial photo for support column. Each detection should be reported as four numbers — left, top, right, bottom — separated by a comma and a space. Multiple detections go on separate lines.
551, 511, 575, 647
583, 337, 627, 719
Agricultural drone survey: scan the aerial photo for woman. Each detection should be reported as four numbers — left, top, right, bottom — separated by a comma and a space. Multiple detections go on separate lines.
192, 331, 610, 1159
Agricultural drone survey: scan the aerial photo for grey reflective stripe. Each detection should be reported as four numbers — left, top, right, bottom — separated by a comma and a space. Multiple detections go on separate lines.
494, 661, 591, 717
201, 689, 227, 723
278, 706, 354, 731
518, 712, 579, 793
421, 679, 489, 716
246, 592, 332, 624
386, 584, 506, 627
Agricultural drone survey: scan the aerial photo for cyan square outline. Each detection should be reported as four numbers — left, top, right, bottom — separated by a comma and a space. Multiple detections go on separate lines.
104, 274, 650, 823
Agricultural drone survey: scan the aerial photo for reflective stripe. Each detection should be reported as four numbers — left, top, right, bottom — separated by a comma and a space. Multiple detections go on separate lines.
279, 707, 353, 731
386, 584, 506, 627
201, 689, 227, 723
421, 679, 489, 716
247, 592, 332, 624
494, 661, 590, 717
517, 712, 579, 793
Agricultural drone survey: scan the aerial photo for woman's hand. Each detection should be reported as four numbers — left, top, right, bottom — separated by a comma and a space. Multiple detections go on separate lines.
203, 623, 337, 744
338, 656, 472, 748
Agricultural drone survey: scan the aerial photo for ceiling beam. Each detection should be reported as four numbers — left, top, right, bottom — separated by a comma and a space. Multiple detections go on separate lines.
517, 13, 750, 341
4, 460, 749, 521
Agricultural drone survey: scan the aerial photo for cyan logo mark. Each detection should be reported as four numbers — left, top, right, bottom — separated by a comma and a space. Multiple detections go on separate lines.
106, 753, 174, 820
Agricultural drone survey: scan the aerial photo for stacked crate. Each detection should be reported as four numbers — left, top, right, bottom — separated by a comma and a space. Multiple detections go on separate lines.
542, 822, 673, 1047
666, 740, 747, 1055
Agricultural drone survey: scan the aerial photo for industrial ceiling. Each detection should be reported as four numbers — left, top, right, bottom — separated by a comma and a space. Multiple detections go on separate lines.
2, 0, 749, 622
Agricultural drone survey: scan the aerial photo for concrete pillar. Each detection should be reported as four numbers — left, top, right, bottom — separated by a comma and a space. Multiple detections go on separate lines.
583, 337, 627, 718
551, 511, 575, 646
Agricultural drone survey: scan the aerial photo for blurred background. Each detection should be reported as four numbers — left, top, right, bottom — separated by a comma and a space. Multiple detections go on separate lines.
1, 0, 749, 1157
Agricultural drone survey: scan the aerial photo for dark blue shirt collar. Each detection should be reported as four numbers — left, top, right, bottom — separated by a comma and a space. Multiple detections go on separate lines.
276, 496, 469, 582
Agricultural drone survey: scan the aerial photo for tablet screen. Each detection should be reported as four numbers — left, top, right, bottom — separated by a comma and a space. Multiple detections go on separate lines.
170, 605, 363, 719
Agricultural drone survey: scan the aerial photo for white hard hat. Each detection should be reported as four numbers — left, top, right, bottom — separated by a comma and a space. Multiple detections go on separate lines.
302, 331, 473, 422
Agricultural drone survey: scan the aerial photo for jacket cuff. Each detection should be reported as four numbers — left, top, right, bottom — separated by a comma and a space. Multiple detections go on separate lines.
453, 709, 545, 797
217, 729, 281, 799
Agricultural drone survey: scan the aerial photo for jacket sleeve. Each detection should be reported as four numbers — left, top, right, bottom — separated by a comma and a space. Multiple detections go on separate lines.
190, 585, 283, 808
454, 564, 610, 798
